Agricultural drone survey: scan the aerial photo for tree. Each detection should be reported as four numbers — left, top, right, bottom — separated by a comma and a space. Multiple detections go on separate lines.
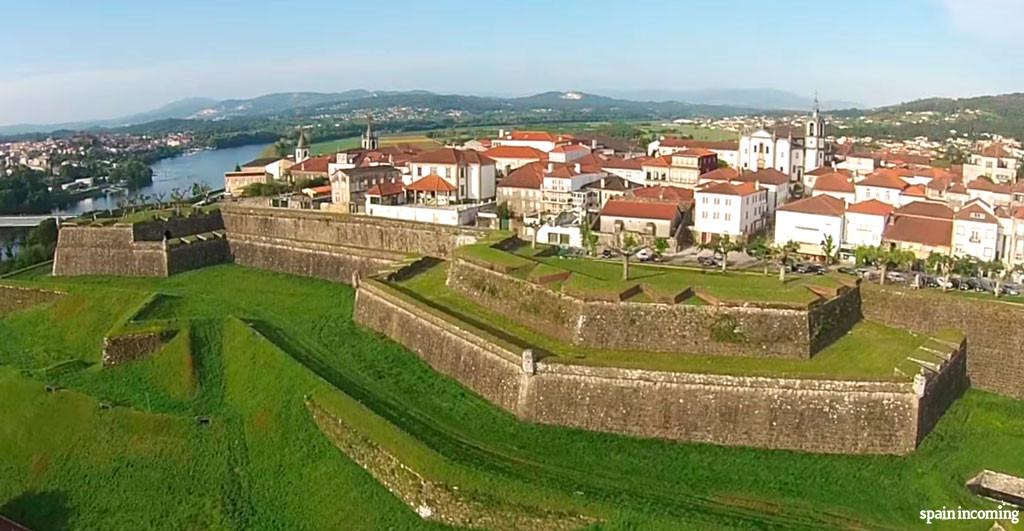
774, 241, 800, 282
926, 252, 954, 291
525, 219, 542, 249
745, 236, 772, 275
609, 232, 643, 281
981, 259, 1006, 297
699, 234, 743, 273
877, 247, 915, 286
653, 237, 670, 257
580, 218, 599, 256
853, 245, 879, 267
819, 235, 838, 265
170, 188, 186, 216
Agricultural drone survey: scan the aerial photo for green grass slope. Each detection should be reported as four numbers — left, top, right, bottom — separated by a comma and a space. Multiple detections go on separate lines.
0, 265, 1022, 529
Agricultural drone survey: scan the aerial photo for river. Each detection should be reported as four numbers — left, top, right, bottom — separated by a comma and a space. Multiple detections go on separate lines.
55, 143, 269, 216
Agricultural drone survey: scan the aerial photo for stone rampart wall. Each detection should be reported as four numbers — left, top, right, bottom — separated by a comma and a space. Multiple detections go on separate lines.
354, 280, 964, 455
54, 226, 168, 277
132, 211, 225, 241
229, 234, 405, 284
861, 285, 1024, 399
167, 239, 232, 275
221, 203, 486, 258
0, 285, 63, 317
447, 258, 861, 359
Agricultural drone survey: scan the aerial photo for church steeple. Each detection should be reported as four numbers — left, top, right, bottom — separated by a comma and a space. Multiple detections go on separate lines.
295, 129, 310, 163
361, 117, 380, 150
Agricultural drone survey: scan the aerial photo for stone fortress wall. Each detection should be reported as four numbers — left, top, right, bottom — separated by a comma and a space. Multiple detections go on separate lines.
220, 203, 487, 283
446, 257, 861, 359
53, 211, 229, 277
354, 278, 967, 455
862, 285, 1024, 400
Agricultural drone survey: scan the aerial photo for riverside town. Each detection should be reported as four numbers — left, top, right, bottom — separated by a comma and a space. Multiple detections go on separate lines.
2, 1, 1024, 529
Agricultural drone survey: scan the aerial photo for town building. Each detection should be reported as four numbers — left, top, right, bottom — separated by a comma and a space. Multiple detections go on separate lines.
648, 138, 740, 168
882, 201, 955, 259
843, 200, 894, 249
495, 162, 544, 217
599, 198, 683, 240
408, 148, 496, 201
483, 145, 546, 177
491, 130, 572, 153
328, 165, 402, 213
854, 170, 908, 205
962, 144, 1018, 184
540, 164, 603, 215
289, 155, 332, 183
773, 194, 846, 257
693, 181, 768, 243
811, 171, 856, 204
952, 199, 1001, 261
738, 103, 828, 181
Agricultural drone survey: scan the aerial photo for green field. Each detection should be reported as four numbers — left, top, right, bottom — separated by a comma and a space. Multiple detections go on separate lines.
1, 265, 1022, 529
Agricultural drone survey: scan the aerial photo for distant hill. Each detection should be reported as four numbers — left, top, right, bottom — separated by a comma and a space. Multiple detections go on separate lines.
0, 90, 774, 136
601, 88, 861, 111
831, 92, 1024, 141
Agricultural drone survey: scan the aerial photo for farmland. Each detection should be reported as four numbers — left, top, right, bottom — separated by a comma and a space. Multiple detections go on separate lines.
1, 265, 1022, 529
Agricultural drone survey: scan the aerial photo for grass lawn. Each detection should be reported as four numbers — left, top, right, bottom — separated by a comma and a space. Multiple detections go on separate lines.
395, 262, 929, 380
1, 264, 1021, 530
465, 242, 845, 306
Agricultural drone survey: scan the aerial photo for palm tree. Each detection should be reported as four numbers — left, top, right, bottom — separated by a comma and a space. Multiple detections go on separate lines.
774, 240, 800, 282
926, 252, 954, 291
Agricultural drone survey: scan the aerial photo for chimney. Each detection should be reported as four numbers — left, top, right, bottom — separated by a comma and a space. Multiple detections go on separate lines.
547, 162, 554, 172
574, 163, 581, 173
600, 177, 606, 188
498, 128, 506, 138
591, 139, 597, 149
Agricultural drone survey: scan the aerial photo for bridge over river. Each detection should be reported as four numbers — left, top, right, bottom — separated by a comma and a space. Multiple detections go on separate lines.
0, 215, 74, 228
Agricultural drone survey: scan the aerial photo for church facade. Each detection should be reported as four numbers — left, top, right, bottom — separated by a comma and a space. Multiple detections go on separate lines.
738, 102, 829, 184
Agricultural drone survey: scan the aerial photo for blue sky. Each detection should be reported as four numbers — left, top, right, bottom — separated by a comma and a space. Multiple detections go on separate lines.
2, 0, 1022, 125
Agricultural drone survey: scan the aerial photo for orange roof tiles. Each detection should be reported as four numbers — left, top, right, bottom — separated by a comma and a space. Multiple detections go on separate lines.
777, 194, 845, 217
601, 199, 680, 221
406, 174, 456, 193
846, 199, 894, 217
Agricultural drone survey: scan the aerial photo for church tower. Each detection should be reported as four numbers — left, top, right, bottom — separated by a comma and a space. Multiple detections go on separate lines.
361, 119, 380, 150
803, 95, 825, 173
295, 130, 310, 163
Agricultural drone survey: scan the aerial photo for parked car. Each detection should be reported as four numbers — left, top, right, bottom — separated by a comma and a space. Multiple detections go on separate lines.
837, 266, 858, 276
635, 248, 655, 262
600, 249, 614, 259
886, 270, 908, 283
697, 255, 719, 267
960, 277, 983, 291
1001, 282, 1022, 296
933, 276, 956, 290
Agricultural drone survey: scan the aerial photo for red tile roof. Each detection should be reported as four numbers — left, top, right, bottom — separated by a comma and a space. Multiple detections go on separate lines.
895, 201, 954, 220
813, 172, 855, 193
700, 167, 739, 181
406, 174, 456, 193
884, 216, 952, 247
980, 143, 1012, 158
902, 184, 927, 197
601, 199, 680, 221
739, 168, 789, 185
857, 170, 909, 190
846, 199, 894, 217
497, 162, 545, 189
632, 186, 694, 204
600, 157, 644, 170
366, 181, 405, 196
807, 166, 853, 177
290, 156, 331, 174
672, 148, 717, 157
410, 147, 494, 166
641, 156, 672, 168
954, 201, 998, 223
777, 194, 845, 217
483, 145, 547, 160
507, 130, 571, 142
550, 144, 589, 153
966, 177, 1011, 194
698, 181, 760, 196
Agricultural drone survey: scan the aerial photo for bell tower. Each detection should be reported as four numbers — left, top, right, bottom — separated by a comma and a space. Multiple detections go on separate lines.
295, 129, 310, 163
361, 118, 380, 150
804, 94, 825, 173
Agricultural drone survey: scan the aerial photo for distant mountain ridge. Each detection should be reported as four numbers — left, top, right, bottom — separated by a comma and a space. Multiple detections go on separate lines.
0, 88, 854, 135
601, 88, 861, 111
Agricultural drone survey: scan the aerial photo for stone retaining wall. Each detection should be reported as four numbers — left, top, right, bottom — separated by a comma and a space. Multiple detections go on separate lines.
861, 285, 1024, 399
221, 203, 486, 259
54, 225, 168, 276
102, 331, 165, 366
446, 258, 860, 359
229, 234, 406, 284
167, 238, 232, 275
354, 280, 966, 455
0, 285, 64, 317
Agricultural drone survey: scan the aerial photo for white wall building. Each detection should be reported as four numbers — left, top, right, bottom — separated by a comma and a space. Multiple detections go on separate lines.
408, 148, 496, 201
842, 200, 893, 249
694, 181, 768, 242
773, 195, 845, 256
952, 200, 1000, 261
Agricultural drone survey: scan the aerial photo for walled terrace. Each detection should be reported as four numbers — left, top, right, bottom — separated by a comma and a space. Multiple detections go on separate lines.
356, 261, 968, 454
53, 207, 229, 277
445, 239, 863, 359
